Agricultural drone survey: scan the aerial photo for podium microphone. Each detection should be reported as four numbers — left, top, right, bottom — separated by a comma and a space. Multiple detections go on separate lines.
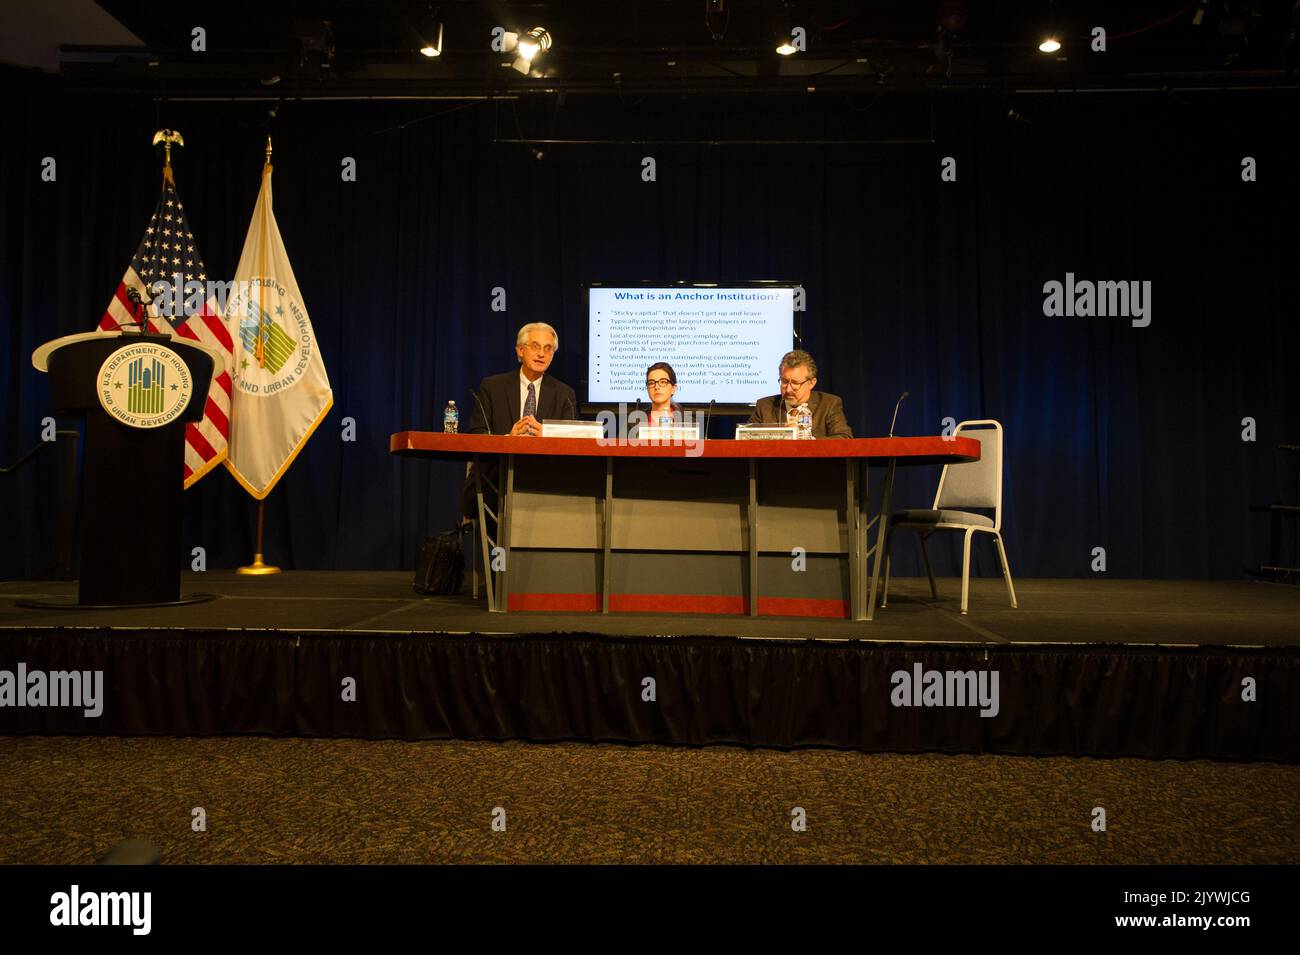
468, 387, 492, 436
123, 286, 153, 333
888, 391, 909, 438
702, 398, 716, 441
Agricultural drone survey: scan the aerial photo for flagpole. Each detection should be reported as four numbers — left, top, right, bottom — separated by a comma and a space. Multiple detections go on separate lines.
237, 136, 281, 576
138, 129, 185, 338
256, 136, 271, 368
236, 500, 280, 575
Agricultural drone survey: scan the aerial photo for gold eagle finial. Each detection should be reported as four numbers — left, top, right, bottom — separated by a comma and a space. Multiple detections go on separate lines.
151, 129, 184, 180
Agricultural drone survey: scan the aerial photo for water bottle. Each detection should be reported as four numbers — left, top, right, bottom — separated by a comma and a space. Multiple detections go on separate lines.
443, 400, 459, 434
796, 403, 812, 440
658, 410, 673, 429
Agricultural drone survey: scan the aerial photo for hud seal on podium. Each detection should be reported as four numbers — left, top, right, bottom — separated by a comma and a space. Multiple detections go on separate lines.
97, 341, 193, 429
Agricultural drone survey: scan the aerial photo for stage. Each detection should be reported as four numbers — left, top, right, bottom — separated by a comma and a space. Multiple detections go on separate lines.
3, 572, 1299, 644
1, 573, 1296, 762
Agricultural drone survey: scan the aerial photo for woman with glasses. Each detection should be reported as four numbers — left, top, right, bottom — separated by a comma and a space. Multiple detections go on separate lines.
644, 362, 680, 427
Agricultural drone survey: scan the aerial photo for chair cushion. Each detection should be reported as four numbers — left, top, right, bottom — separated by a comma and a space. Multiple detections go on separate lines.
891, 508, 994, 528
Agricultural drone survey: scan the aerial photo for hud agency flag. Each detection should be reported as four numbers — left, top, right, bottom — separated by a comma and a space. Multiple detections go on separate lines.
224, 162, 332, 499
97, 173, 235, 487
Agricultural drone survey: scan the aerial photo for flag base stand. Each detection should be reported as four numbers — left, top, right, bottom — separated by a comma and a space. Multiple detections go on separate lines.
236, 554, 280, 576
237, 500, 280, 575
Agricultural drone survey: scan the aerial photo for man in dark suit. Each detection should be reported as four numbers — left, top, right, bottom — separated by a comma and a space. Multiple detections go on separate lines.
748, 349, 854, 438
463, 322, 578, 517
467, 322, 577, 436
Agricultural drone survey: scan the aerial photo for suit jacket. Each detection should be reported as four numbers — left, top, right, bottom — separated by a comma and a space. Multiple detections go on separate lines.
467, 369, 577, 436
748, 391, 854, 439
462, 369, 578, 519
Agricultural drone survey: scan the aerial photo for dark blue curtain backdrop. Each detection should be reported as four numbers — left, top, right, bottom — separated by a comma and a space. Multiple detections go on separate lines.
3, 71, 1297, 580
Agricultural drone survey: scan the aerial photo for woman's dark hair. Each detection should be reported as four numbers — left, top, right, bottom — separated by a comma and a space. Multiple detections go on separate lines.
645, 362, 677, 385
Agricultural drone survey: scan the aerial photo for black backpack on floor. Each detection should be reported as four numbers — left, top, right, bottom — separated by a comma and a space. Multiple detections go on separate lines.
413, 530, 465, 595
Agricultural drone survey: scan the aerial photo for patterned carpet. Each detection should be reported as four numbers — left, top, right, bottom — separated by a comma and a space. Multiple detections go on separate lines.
2, 736, 1296, 864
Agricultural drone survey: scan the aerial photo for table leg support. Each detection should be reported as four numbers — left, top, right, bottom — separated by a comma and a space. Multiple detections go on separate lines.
748, 458, 759, 617
864, 458, 897, 621
497, 453, 515, 613
473, 454, 497, 614
602, 457, 613, 614
847, 459, 860, 621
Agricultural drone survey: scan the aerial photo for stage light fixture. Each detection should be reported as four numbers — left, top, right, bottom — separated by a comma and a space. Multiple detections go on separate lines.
512, 27, 552, 74
412, 3, 443, 57
420, 22, 443, 57
1038, 0, 1062, 55
773, 4, 800, 55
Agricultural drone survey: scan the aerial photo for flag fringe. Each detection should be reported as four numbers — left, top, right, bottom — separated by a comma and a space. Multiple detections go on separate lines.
183, 446, 229, 490
224, 394, 334, 500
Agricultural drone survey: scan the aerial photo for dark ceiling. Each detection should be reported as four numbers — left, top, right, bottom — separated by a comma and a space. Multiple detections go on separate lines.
49, 0, 1300, 97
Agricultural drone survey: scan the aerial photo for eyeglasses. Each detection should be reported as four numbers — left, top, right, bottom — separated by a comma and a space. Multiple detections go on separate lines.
522, 341, 555, 354
779, 377, 811, 389
646, 378, 673, 388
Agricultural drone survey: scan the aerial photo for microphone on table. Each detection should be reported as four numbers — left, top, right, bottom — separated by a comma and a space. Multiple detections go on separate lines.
701, 398, 716, 441
888, 391, 909, 438
468, 387, 492, 436
555, 393, 578, 437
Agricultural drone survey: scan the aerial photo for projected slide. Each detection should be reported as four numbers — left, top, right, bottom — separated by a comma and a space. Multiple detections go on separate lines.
587, 286, 795, 405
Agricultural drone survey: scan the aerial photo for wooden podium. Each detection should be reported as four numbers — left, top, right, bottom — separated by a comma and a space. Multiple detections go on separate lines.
32, 331, 218, 606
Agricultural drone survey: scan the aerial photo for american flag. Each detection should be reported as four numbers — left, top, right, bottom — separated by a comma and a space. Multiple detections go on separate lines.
98, 175, 234, 487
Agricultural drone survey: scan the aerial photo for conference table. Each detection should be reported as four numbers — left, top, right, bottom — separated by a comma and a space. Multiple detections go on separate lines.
389, 432, 980, 621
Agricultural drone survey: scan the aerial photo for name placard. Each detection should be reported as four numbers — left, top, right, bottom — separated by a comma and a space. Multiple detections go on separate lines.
541, 419, 606, 439
638, 426, 701, 442
735, 424, 798, 441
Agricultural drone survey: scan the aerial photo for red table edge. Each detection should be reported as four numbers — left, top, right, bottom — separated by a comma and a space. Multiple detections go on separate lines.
388, 431, 980, 462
